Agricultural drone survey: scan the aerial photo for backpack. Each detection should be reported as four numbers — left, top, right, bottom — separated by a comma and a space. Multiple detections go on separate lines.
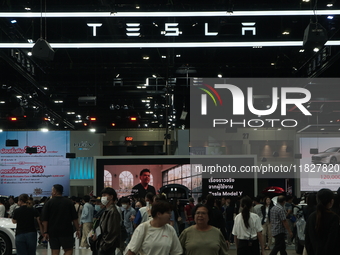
296, 214, 306, 241
290, 204, 302, 223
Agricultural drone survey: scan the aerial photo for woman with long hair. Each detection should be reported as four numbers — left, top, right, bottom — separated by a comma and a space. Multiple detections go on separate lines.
260, 197, 273, 250
232, 196, 265, 255
303, 192, 317, 221
305, 188, 340, 255
205, 194, 228, 241
179, 204, 228, 255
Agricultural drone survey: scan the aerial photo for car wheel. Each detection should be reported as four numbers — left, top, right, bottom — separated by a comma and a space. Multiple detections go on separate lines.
0, 232, 12, 255
330, 157, 337, 165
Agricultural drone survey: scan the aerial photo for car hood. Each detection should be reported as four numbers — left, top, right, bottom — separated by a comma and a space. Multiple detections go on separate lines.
0, 217, 16, 228
313, 153, 334, 157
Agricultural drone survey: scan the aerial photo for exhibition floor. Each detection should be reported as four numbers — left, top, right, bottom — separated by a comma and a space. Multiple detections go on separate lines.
36, 245, 300, 255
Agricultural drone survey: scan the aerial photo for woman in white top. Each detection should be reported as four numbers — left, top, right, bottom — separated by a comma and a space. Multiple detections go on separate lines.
232, 196, 265, 255
125, 200, 182, 255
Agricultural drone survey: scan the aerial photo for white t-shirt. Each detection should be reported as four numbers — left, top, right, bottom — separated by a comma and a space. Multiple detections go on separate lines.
139, 206, 151, 223
125, 220, 182, 255
232, 212, 263, 240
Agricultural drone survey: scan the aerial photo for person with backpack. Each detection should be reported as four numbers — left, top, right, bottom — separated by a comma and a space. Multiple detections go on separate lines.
184, 198, 195, 228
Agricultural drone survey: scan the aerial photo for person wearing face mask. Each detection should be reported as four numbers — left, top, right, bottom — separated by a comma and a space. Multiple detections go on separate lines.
134, 192, 155, 228
121, 197, 136, 243
94, 187, 121, 255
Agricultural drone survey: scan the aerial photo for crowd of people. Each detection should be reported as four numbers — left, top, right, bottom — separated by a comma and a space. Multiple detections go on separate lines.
1, 170, 340, 255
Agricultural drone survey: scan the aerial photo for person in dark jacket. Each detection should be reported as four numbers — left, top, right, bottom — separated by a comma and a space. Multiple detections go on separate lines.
95, 187, 121, 255
303, 193, 317, 222
305, 188, 340, 255
205, 194, 228, 242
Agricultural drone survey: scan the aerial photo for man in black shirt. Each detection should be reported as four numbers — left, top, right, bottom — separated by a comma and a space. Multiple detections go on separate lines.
131, 169, 156, 199
12, 194, 42, 255
41, 184, 80, 255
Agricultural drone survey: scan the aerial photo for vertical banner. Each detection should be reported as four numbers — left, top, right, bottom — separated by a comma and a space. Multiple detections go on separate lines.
0, 131, 70, 197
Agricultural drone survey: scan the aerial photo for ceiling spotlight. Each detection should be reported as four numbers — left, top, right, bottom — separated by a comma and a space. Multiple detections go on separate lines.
152, 74, 157, 78
153, 22, 158, 27
40, 128, 49, 132
217, 73, 222, 78
313, 48, 320, 52
299, 49, 305, 52
27, 52, 32, 56
143, 56, 150, 60
89, 128, 96, 132
24, 7, 31, 11
10, 20, 17, 24
136, 5, 140, 9
327, 16, 334, 19
115, 73, 120, 78
327, 3, 333, 7
282, 31, 290, 35
302, 0, 310, 2
27, 39, 34, 43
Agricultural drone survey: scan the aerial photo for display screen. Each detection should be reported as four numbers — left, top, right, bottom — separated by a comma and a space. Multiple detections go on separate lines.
300, 137, 340, 191
0, 131, 70, 197
95, 156, 255, 198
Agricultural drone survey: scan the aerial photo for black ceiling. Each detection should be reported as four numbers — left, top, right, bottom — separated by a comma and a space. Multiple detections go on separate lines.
1, 0, 340, 132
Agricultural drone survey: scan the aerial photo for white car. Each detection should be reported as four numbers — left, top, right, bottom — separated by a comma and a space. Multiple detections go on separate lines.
0, 218, 16, 255
311, 147, 340, 165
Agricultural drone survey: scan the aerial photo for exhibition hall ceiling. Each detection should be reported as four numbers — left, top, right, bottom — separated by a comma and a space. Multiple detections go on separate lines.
1, 0, 340, 132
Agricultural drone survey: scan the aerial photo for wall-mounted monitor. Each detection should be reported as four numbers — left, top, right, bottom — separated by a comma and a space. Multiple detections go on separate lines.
94, 155, 256, 199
